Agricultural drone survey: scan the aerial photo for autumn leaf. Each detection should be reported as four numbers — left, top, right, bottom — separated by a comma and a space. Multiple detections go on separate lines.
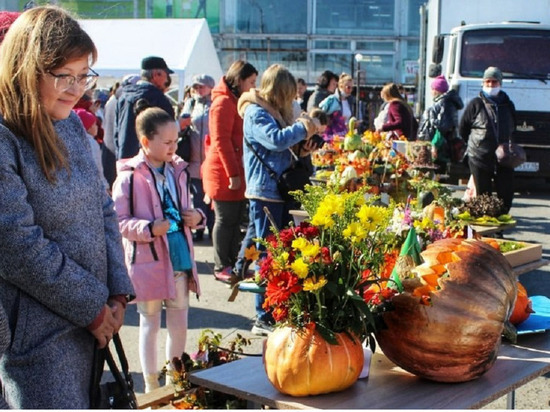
244, 245, 261, 262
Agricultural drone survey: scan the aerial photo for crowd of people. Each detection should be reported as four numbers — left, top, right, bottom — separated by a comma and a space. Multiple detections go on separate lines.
0, 5, 519, 408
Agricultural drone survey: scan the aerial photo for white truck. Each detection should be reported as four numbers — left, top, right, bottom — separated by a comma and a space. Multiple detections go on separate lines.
418, 0, 550, 181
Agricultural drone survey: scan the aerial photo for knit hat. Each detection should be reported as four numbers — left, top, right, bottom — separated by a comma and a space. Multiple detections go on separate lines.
0, 11, 20, 44
74, 109, 97, 131
483, 66, 503, 83
431, 75, 449, 93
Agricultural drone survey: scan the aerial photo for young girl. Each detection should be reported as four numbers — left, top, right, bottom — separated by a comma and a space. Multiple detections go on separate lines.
112, 99, 205, 392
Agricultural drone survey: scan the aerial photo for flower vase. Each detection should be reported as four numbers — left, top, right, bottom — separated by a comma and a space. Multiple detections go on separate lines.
263, 324, 364, 397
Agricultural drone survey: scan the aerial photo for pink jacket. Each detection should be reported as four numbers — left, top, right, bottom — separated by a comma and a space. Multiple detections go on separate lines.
112, 151, 203, 302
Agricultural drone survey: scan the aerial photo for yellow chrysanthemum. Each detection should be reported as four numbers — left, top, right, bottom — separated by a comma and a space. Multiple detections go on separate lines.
291, 237, 308, 252
342, 221, 367, 243
413, 216, 435, 231
303, 275, 328, 292
320, 194, 345, 216
356, 205, 386, 232
310, 210, 335, 228
301, 243, 320, 259
291, 258, 309, 279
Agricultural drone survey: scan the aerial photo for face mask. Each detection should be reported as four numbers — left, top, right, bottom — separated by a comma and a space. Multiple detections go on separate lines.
483, 86, 500, 97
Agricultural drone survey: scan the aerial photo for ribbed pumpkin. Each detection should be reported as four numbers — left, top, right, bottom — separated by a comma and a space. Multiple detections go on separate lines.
509, 282, 534, 325
375, 238, 517, 382
263, 324, 364, 396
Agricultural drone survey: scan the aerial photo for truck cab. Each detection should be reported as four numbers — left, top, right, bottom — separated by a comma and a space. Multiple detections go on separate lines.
427, 22, 550, 181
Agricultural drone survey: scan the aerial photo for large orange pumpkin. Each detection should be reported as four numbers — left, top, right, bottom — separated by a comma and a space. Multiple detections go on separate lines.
263, 324, 364, 396
509, 282, 534, 325
375, 238, 517, 382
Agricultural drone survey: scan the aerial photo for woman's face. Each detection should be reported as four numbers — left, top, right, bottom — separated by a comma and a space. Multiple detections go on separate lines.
140, 122, 179, 168
238, 73, 257, 94
193, 84, 212, 97
327, 78, 338, 93
39, 56, 91, 121
340, 80, 353, 95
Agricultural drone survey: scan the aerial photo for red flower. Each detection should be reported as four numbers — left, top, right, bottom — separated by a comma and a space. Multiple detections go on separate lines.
296, 222, 319, 239
265, 271, 302, 307
265, 234, 278, 248
321, 247, 332, 264
258, 255, 274, 279
279, 228, 295, 247
270, 306, 289, 322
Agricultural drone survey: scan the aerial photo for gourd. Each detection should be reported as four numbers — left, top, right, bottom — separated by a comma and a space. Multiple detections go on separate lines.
343, 117, 362, 151
375, 238, 517, 382
263, 324, 364, 396
509, 282, 534, 325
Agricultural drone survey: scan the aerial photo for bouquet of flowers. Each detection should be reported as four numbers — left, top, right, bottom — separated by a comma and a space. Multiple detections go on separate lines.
255, 185, 406, 344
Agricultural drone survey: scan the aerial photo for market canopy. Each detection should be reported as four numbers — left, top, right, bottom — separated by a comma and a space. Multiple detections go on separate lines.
79, 18, 223, 101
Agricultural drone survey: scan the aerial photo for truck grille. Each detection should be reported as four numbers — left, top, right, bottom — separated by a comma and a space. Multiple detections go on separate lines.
513, 111, 550, 147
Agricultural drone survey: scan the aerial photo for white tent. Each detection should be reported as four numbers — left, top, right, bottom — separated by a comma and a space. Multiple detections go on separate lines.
79, 18, 223, 102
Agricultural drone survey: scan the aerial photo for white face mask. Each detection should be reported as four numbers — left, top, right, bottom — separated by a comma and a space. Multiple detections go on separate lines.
483, 86, 501, 97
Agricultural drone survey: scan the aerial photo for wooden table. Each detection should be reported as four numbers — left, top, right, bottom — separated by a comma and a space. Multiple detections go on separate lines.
189, 332, 550, 409
514, 258, 549, 276
471, 222, 517, 237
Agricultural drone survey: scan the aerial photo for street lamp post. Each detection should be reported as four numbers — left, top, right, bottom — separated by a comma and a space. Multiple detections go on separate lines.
354, 53, 366, 121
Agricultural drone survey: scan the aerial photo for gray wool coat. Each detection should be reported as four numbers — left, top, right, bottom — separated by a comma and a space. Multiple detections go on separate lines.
0, 305, 9, 409
0, 112, 135, 409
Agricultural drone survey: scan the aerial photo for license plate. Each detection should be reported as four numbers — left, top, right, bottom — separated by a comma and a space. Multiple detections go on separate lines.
515, 162, 539, 172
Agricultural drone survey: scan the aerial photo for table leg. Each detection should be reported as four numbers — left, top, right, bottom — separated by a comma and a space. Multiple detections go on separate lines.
506, 390, 515, 409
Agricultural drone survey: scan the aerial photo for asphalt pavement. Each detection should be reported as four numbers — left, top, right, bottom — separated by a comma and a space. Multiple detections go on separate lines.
116, 187, 550, 409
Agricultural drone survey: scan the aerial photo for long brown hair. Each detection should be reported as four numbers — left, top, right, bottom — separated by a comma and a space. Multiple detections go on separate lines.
258, 64, 297, 126
0, 6, 97, 182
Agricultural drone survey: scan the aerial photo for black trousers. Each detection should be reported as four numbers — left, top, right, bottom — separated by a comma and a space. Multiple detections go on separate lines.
468, 159, 515, 214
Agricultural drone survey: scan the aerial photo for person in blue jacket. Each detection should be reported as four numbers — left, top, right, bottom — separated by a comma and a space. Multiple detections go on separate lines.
115, 56, 176, 159
237, 64, 323, 335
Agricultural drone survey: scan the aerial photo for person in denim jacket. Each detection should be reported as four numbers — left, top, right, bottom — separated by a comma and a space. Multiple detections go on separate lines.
237, 64, 322, 335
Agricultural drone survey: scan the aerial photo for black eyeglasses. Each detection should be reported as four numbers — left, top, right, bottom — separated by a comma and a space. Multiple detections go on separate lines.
47, 68, 99, 91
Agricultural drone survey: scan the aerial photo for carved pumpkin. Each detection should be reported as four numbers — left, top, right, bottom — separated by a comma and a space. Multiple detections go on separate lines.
375, 238, 517, 382
509, 282, 534, 325
263, 324, 364, 396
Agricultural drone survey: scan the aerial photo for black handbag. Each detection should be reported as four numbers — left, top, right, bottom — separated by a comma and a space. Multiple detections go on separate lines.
245, 139, 310, 203
90, 334, 138, 409
496, 141, 526, 169
177, 126, 193, 162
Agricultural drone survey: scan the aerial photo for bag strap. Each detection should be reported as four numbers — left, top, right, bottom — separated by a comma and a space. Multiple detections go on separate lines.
480, 98, 502, 143
244, 138, 278, 179
106, 333, 134, 391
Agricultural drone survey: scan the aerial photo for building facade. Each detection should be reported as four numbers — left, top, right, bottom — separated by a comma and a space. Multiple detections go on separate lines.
13, 0, 424, 87
216, 0, 424, 87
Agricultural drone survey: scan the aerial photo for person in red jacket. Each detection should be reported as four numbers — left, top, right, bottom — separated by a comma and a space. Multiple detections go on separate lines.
202, 60, 258, 282
377, 82, 418, 141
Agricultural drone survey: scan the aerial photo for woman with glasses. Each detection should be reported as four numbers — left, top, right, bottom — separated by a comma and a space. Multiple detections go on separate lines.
0, 6, 134, 408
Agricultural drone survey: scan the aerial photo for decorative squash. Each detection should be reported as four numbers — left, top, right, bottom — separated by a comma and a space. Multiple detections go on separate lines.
263, 324, 364, 396
509, 282, 534, 325
375, 238, 517, 383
